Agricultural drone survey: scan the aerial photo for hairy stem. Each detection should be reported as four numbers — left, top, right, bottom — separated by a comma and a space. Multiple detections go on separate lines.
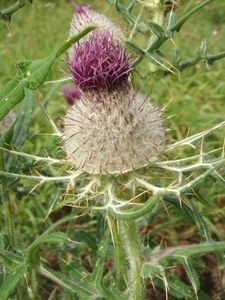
110, 218, 127, 290
123, 221, 143, 300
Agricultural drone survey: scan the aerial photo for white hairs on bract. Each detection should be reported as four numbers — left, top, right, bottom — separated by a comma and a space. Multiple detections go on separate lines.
63, 88, 165, 174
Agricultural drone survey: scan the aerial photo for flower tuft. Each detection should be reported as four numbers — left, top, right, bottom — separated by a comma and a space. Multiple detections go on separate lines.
69, 33, 131, 91
61, 83, 81, 104
63, 88, 165, 174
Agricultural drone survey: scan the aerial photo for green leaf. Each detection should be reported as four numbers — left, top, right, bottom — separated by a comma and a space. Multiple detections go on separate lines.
183, 196, 211, 242
27, 232, 70, 253
0, 26, 95, 121
107, 0, 149, 34
91, 232, 109, 286
141, 263, 164, 278
0, 263, 26, 300
150, 22, 164, 37
154, 274, 198, 299
0, 80, 25, 121
154, 241, 225, 262
182, 257, 200, 296
125, 41, 144, 55
3, 89, 35, 169
26, 232, 71, 266
0, 0, 32, 22
169, 0, 213, 32
12, 88, 34, 149
39, 266, 95, 298
22, 53, 57, 89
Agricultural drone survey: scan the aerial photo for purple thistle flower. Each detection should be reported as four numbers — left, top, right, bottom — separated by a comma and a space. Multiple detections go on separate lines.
72, 4, 90, 15
69, 32, 132, 91
61, 83, 81, 104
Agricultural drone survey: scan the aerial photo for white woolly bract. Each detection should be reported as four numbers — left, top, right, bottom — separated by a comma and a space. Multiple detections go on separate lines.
69, 7, 123, 58
70, 7, 123, 39
63, 89, 165, 174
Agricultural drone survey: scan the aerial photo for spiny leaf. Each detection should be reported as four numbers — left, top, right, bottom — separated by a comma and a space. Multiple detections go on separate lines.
0, 234, 23, 265
3, 89, 35, 169
107, 0, 149, 34
141, 263, 164, 278
21, 53, 57, 90
0, 263, 27, 300
0, 26, 95, 121
170, 0, 214, 32
150, 22, 164, 37
27, 232, 70, 254
12, 88, 34, 149
0, 80, 25, 121
91, 231, 109, 286
148, 241, 225, 264
0, 0, 33, 22
182, 257, 200, 296
39, 266, 96, 298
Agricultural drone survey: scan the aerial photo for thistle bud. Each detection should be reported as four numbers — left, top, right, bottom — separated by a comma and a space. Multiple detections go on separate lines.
62, 88, 165, 174
69, 5, 124, 60
70, 5, 124, 41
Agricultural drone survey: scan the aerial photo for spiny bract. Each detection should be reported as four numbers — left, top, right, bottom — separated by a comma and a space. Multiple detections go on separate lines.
63, 88, 165, 174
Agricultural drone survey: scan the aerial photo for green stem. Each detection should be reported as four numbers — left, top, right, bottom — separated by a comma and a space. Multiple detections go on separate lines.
146, 0, 214, 52
1, 188, 14, 245
109, 195, 159, 220
123, 221, 143, 300
164, 50, 225, 74
56, 26, 96, 58
0, 0, 32, 22
170, 0, 214, 32
110, 218, 127, 290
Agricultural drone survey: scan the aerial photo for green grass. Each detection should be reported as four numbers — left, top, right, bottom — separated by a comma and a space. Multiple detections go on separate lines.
0, 0, 225, 299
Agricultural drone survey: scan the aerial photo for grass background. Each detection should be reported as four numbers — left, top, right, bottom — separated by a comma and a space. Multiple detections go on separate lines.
0, 0, 225, 299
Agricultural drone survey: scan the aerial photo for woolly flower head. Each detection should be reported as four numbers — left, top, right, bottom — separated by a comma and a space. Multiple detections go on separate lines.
63, 88, 165, 174
70, 5, 124, 42
69, 32, 131, 91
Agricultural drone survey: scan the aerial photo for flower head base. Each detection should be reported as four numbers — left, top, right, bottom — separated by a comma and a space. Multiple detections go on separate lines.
69, 33, 131, 91
63, 88, 165, 174
61, 83, 81, 105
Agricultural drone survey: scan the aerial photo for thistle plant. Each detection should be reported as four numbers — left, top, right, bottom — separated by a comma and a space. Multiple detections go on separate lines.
0, 1, 225, 300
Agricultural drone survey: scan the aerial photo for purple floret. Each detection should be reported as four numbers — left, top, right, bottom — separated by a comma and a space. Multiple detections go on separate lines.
61, 83, 81, 104
73, 4, 90, 15
69, 32, 131, 91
